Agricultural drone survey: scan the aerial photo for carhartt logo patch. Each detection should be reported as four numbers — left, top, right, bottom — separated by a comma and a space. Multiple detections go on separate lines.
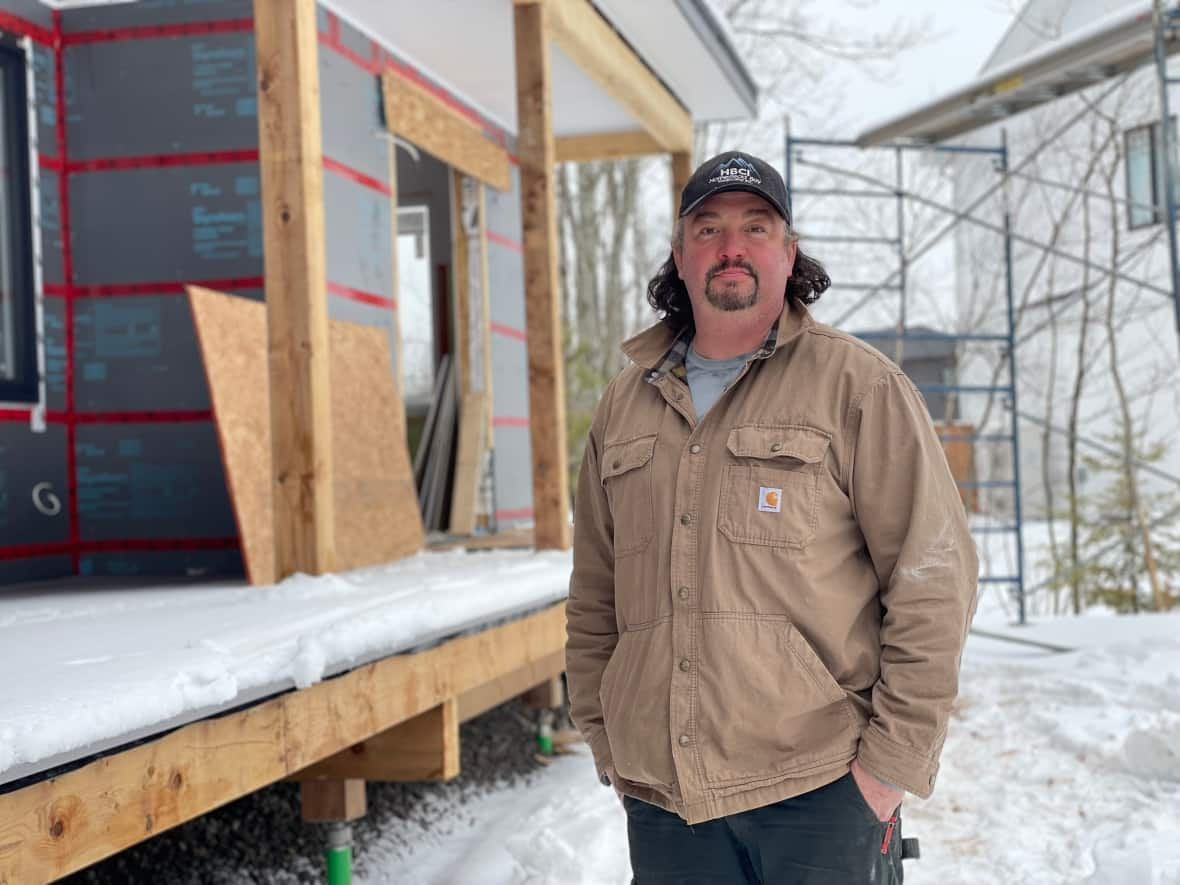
758, 487, 782, 513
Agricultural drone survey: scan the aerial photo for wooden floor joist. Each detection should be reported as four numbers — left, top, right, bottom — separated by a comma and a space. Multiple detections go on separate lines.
0, 603, 566, 883
291, 699, 460, 783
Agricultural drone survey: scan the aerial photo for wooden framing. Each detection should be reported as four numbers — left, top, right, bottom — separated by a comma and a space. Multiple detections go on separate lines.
388, 138, 405, 394
556, 130, 666, 163
529, 0, 693, 154
514, 1, 571, 551
0, 604, 566, 882
254, 0, 336, 579
456, 649, 565, 722
382, 69, 511, 193
671, 151, 694, 216
293, 700, 460, 783
477, 183, 494, 447
300, 780, 366, 822
451, 169, 472, 399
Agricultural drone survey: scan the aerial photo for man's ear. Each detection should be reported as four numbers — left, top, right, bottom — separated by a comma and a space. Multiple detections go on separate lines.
672, 242, 684, 279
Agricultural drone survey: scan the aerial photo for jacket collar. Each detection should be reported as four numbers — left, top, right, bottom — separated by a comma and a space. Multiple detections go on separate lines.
621, 299, 813, 382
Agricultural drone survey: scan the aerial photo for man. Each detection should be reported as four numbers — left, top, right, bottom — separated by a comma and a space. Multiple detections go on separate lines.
565, 151, 979, 884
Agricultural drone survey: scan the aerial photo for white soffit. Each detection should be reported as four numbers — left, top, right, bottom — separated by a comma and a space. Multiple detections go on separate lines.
856, 1, 1170, 145
324, 0, 756, 138
591, 0, 759, 122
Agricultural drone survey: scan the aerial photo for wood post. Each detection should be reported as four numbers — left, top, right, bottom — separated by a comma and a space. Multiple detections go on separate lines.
523, 675, 565, 710
514, 0, 571, 550
300, 779, 366, 822
254, 0, 335, 578
671, 150, 694, 219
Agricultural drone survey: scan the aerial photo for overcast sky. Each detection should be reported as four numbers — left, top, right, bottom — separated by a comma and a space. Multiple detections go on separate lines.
816, 0, 1019, 135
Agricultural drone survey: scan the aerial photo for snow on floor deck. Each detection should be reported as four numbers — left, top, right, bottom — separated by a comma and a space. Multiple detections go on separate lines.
0, 548, 572, 788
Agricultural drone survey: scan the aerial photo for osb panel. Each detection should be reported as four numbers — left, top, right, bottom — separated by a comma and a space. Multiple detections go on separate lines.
330, 320, 423, 568
381, 69, 511, 192
188, 286, 275, 584
187, 287, 423, 585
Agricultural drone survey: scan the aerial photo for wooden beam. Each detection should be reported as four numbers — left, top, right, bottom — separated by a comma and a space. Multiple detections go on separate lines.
254, 0, 335, 579
0, 604, 566, 882
671, 151, 693, 218
449, 391, 487, 536
300, 779, 366, 822
535, 0, 693, 154
556, 130, 666, 163
293, 699, 460, 782
456, 649, 565, 722
382, 69, 511, 192
514, 1, 571, 551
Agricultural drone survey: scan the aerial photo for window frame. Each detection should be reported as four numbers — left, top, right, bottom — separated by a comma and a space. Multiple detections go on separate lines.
0, 37, 36, 404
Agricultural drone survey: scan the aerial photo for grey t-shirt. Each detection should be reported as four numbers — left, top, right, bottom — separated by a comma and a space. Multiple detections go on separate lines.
684, 341, 753, 417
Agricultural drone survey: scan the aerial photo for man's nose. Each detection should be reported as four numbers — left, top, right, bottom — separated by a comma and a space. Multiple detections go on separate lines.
717, 230, 745, 261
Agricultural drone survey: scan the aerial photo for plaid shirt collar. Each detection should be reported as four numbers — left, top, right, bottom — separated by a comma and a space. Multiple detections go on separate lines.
643, 318, 781, 385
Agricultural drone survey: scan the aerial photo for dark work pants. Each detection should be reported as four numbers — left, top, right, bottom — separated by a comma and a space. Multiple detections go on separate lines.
624, 773, 904, 885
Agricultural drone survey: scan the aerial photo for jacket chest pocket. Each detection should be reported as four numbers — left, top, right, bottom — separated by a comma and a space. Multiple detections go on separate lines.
718, 425, 830, 550
601, 434, 657, 558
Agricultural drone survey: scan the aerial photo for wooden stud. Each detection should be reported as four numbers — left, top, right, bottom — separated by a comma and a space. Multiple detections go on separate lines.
477, 183, 495, 447
539, 0, 693, 154
382, 69, 511, 192
449, 391, 487, 536
451, 169, 472, 398
0, 604, 566, 882
514, 0, 571, 551
671, 150, 694, 219
388, 137, 405, 396
294, 699, 460, 782
254, 0, 335, 579
556, 130, 666, 163
300, 779, 366, 823
523, 675, 565, 710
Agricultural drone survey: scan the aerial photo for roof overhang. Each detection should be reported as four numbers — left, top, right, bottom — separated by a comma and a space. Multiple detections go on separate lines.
856, 2, 1171, 145
322, 0, 757, 146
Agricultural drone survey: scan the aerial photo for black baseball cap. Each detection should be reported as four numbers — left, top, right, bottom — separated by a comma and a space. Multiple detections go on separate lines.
678, 151, 791, 224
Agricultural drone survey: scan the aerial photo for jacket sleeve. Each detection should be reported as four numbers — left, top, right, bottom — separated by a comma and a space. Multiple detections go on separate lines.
565, 412, 619, 780
846, 370, 980, 798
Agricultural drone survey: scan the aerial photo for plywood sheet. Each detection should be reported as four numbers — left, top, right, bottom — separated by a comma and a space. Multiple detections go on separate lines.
188, 286, 423, 585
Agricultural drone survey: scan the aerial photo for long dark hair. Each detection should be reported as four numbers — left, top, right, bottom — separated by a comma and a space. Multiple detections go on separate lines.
646, 246, 831, 332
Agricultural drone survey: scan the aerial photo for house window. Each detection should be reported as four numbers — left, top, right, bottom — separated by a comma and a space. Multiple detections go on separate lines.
1124, 118, 1179, 231
397, 204, 435, 408
0, 41, 35, 403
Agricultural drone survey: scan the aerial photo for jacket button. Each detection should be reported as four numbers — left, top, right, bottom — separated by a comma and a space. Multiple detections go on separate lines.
679, 658, 691, 672
770, 442, 783, 452
611, 460, 621, 470
673, 391, 683, 401
690, 444, 702, 454
677, 586, 690, 600
680, 513, 693, 526
678, 734, 691, 747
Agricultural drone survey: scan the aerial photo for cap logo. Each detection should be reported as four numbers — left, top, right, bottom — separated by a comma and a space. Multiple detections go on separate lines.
709, 156, 761, 187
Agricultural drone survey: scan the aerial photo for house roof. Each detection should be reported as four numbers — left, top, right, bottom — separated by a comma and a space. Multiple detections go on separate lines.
854, 1, 1169, 145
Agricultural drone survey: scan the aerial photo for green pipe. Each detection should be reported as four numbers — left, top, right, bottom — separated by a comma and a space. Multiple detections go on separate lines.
326, 823, 353, 885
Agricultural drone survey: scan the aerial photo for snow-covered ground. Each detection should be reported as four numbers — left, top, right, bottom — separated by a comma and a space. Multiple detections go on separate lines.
0, 548, 572, 785
367, 605, 1180, 884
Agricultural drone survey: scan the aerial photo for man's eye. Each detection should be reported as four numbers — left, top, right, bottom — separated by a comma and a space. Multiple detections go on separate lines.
748, 225, 766, 233
698, 226, 718, 235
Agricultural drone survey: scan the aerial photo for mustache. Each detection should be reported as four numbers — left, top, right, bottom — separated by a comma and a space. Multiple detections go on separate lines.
706, 259, 758, 282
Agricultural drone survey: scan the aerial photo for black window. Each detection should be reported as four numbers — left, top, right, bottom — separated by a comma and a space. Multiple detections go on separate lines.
0, 40, 35, 403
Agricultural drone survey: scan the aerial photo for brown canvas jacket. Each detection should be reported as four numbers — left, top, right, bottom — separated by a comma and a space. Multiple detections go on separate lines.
566, 299, 979, 825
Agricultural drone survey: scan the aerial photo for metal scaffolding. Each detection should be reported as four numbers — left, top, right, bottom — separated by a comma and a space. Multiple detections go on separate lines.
785, 133, 1028, 623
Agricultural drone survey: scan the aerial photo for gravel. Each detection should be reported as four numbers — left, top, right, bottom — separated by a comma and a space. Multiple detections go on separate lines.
62, 695, 566, 884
